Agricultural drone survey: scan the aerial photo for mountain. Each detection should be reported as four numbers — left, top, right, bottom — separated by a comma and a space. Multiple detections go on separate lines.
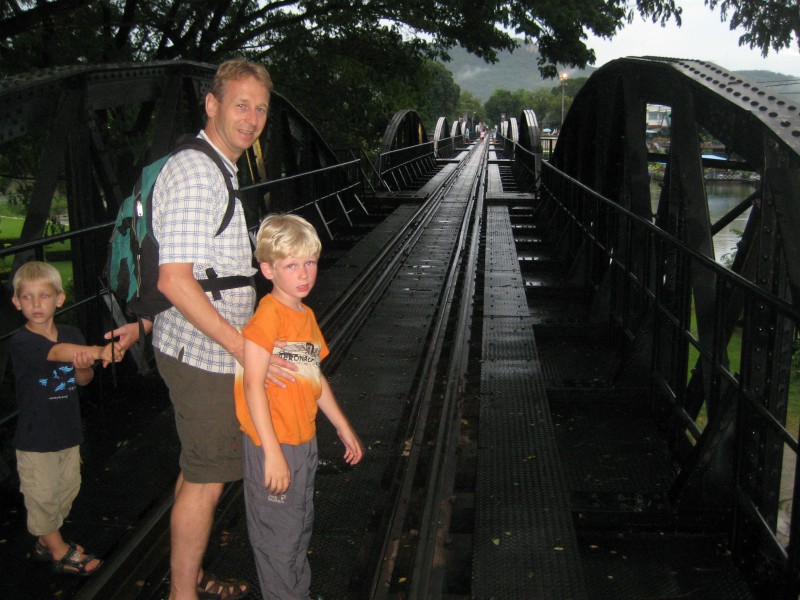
439, 44, 596, 102
441, 45, 799, 104
735, 70, 800, 101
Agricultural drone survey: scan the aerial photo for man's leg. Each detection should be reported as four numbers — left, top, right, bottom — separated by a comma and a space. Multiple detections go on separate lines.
169, 477, 223, 600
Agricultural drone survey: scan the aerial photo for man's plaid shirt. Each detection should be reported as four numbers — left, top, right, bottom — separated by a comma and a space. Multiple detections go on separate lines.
151, 132, 256, 374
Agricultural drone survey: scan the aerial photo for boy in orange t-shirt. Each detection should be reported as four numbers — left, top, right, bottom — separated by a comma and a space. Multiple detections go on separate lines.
234, 213, 363, 600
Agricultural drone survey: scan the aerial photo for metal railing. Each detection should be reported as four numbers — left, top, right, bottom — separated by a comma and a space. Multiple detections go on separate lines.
241, 158, 367, 240
376, 141, 438, 191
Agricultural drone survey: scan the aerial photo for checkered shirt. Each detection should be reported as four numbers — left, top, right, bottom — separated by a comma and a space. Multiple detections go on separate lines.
151, 132, 256, 374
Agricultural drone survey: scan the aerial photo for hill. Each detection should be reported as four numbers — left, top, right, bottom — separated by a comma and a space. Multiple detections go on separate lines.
439, 44, 596, 102
735, 70, 800, 101
441, 45, 799, 103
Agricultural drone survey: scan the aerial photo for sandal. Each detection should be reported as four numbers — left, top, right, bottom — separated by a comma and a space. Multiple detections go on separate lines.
51, 542, 103, 576
32, 540, 85, 562
197, 572, 249, 599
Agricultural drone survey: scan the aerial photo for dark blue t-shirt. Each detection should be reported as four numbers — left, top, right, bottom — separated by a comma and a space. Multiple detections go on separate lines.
11, 324, 85, 452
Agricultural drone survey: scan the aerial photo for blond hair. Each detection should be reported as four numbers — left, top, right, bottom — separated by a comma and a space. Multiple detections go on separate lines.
211, 58, 273, 100
255, 214, 321, 264
12, 261, 64, 296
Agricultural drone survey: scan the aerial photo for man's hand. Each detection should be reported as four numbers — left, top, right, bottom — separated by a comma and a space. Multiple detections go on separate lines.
98, 341, 125, 366
103, 322, 148, 366
104, 320, 153, 351
265, 339, 297, 388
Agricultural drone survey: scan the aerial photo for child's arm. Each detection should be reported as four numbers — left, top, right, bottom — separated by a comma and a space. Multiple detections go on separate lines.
243, 338, 291, 495
47, 341, 123, 364
47, 342, 125, 385
317, 375, 364, 465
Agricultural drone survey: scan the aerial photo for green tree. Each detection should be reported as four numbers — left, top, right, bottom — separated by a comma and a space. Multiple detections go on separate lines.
484, 89, 530, 126
1, 1, 795, 149
415, 61, 461, 131
528, 89, 562, 130
458, 91, 485, 125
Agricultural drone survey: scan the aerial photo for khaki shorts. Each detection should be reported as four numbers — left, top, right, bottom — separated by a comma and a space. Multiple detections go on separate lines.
155, 349, 243, 483
16, 446, 81, 536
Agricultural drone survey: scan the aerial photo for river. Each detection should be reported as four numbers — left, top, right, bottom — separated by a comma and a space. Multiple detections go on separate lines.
650, 180, 757, 265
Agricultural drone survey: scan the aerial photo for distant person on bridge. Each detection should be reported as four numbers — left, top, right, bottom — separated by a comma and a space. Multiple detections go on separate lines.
106, 58, 296, 600
235, 213, 363, 600
9, 261, 123, 576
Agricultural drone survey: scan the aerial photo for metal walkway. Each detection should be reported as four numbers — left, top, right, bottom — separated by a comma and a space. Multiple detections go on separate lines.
1, 141, 754, 599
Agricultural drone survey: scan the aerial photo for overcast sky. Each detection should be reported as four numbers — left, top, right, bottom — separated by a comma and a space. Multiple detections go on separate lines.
585, 1, 800, 79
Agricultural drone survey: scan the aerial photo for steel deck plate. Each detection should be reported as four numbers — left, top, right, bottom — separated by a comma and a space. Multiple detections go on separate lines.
474, 205, 588, 600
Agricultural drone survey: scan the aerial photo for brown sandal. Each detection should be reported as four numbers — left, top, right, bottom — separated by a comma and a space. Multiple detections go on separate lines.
197, 572, 249, 599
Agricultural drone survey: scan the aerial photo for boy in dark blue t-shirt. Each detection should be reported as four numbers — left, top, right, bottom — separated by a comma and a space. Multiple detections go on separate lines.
10, 261, 123, 576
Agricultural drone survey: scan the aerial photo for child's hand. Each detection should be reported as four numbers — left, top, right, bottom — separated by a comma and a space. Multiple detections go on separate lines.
263, 450, 291, 495
338, 427, 364, 465
72, 349, 95, 370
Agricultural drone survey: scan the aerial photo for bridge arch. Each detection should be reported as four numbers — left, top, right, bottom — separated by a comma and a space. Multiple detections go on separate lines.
545, 58, 800, 568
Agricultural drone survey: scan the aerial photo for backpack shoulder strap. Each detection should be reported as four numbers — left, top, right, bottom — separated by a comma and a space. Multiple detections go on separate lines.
172, 137, 238, 237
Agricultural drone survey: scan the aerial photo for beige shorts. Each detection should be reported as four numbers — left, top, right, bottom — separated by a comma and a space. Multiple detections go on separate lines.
16, 446, 81, 536
155, 349, 243, 483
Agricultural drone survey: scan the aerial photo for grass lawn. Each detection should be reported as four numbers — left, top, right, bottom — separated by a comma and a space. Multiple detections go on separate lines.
1, 212, 74, 299
688, 308, 800, 439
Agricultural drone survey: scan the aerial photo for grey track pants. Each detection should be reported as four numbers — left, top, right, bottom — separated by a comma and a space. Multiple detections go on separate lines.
243, 434, 318, 600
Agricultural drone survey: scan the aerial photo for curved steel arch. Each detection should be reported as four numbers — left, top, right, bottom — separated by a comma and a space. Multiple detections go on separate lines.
0, 60, 337, 224
552, 57, 800, 223
433, 116, 450, 151
502, 116, 519, 156
379, 109, 428, 154
515, 109, 543, 181
376, 109, 431, 187
517, 109, 542, 155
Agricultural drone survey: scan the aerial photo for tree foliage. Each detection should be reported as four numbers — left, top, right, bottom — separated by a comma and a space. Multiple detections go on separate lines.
483, 77, 588, 130
1, 1, 794, 149
458, 91, 485, 124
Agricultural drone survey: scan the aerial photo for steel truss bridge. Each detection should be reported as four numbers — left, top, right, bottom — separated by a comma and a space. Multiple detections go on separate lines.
1, 57, 800, 599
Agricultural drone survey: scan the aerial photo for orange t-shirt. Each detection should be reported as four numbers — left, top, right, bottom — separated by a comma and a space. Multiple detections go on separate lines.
234, 294, 329, 446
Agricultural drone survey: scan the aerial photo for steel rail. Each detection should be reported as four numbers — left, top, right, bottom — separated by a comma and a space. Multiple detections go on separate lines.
365, 144, 486, 598
408, 138, 489, 598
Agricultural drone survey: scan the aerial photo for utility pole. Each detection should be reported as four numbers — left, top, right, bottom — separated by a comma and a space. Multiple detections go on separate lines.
560, 72, 569, 127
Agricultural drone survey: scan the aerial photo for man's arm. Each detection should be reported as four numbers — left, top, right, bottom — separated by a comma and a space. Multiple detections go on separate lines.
158, 263, 245, 363
104, 315, 297, 384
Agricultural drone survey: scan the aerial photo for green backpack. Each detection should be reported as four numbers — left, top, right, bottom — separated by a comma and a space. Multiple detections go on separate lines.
106, 137, 252, 321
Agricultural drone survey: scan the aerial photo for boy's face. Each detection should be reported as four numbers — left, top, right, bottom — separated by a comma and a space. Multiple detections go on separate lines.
12, 279, 65, 325
260, 255, 318, 309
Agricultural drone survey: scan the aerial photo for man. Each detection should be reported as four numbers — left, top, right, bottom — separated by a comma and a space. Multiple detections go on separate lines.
152, 58, 273, 600
110, 59, 296, 599
108, 59, 282, 600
